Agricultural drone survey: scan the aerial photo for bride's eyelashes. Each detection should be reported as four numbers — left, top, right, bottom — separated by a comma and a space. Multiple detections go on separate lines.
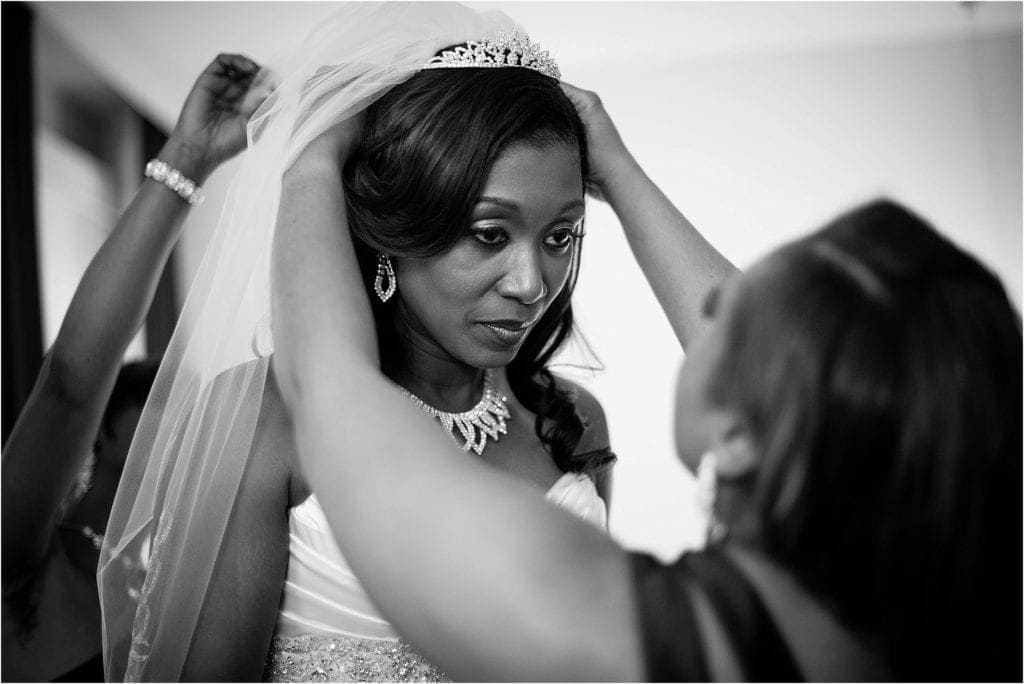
467, 223, 582, 255
543, 226, 577, 255
469, 224, 508, 247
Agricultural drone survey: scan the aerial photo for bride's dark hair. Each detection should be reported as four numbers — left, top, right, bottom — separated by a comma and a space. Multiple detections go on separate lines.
342, 66, 602, 474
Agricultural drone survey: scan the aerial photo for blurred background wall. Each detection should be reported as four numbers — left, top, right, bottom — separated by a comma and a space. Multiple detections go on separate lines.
9, 1, 1021, 560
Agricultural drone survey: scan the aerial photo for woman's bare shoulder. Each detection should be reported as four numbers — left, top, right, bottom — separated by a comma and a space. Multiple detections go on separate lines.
550, 375, 614, 501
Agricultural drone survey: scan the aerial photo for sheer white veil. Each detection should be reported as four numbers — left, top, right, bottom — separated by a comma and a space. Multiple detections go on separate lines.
98, 4, 516, 680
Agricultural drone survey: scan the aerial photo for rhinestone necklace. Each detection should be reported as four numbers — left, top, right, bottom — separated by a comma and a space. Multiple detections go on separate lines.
400, 370, 510, 455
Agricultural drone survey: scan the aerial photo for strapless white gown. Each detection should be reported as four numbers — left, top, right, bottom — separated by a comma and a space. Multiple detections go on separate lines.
263, 472, 607, 681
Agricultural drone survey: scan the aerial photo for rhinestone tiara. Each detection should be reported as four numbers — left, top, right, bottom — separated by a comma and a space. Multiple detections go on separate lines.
422, 29, 561, 81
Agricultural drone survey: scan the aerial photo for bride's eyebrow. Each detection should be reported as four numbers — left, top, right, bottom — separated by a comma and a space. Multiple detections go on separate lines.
475, 196, 518, 212
558, 199, 585, 214
473, 197, 585, 217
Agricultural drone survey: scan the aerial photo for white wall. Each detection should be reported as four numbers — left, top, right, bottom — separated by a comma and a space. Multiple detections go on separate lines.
561, 31, 1022, 560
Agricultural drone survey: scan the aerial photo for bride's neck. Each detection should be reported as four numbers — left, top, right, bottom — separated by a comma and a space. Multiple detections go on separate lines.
383, 307, 485, 413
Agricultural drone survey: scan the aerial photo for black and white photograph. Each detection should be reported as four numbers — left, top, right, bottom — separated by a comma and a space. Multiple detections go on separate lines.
2, 1, 1021, 681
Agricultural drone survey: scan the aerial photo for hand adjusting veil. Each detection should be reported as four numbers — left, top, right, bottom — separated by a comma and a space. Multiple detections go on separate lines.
98, 4, 515, 680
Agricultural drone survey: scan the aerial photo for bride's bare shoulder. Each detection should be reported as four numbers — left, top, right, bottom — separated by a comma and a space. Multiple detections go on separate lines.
550, 375, 609, 453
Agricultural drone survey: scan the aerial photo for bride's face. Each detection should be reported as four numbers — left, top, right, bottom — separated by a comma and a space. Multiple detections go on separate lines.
394, 141, 584, 369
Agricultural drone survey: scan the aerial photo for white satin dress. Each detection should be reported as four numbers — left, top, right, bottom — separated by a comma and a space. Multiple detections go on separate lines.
263, 472, 607, 682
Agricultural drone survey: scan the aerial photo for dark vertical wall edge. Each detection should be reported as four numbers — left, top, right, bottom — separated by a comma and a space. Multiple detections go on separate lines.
2, 2, 44, 443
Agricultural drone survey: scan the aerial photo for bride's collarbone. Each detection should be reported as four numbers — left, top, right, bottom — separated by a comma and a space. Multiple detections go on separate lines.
477, 421, 563, 492
262, 379, 564, 505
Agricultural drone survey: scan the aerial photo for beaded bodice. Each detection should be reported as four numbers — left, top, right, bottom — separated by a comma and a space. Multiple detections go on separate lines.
264, 634, 446, 682
264, 472, 606, 681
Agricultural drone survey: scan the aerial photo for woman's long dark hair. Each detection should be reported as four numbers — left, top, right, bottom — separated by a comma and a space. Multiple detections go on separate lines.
707, 200, 1022, 679
342, 66, 606, 474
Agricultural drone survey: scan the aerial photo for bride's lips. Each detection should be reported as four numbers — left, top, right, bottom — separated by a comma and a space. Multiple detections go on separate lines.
478, 319, 534, 347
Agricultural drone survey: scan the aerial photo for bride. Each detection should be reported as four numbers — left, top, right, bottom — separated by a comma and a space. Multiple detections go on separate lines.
99, 4, 614, 681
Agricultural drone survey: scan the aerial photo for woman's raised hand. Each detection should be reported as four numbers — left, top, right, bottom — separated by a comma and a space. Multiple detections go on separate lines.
560, 82, 632, 202
288, 111, 367, 180
563, 81, 736, 350
163, 53, 271, 183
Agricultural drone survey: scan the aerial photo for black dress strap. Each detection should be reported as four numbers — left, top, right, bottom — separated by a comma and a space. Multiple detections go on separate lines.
629, 552, 710, 681
681, 547, 804, 681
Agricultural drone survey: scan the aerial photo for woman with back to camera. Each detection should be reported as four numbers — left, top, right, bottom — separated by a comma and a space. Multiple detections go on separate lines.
99, 5, 616, 681
271, 74, 1023, 680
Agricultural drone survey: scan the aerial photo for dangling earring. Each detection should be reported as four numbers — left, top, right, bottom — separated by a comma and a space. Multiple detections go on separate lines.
697, 450, 727, 545
374, 253, 396, 302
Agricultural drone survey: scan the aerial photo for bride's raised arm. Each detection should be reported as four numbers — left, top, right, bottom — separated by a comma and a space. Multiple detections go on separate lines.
272, 124, 644, 682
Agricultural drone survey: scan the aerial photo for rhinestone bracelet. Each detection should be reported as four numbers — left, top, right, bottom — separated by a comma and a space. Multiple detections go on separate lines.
144, 159, 204, 206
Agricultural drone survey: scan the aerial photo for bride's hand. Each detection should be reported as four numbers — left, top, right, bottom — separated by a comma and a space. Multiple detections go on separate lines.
161, 53, 270, 184
560, 82, 633, 203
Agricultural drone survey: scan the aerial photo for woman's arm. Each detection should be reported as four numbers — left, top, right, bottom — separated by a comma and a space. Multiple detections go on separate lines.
179, 369, 293, 681
273, 126, 644, 681
1, 54, 267, 583
561, 83, 738, 351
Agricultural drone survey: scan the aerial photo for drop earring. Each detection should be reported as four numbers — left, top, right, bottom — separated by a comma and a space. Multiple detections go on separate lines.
697, 450, 727, 545
374, 253, 396, 302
